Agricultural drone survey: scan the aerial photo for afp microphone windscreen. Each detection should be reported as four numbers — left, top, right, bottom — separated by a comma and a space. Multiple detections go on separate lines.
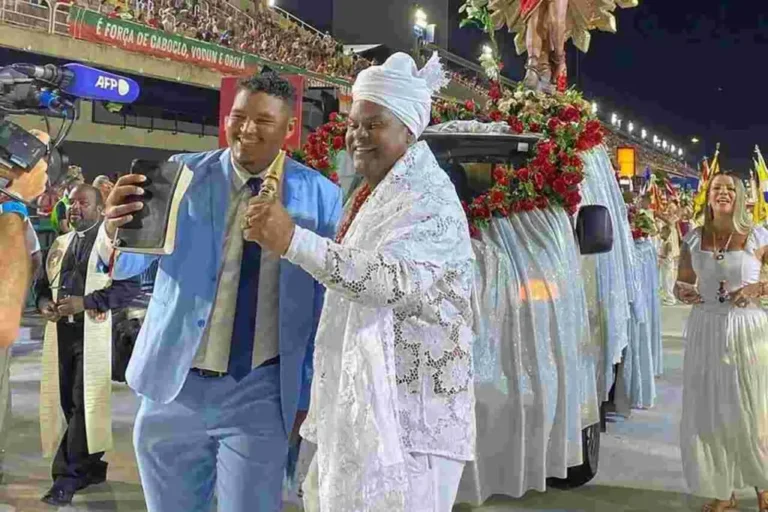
60, 64, 140, 103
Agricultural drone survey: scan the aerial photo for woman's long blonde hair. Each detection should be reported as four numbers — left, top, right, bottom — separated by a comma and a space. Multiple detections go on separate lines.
703, 172, 753, 235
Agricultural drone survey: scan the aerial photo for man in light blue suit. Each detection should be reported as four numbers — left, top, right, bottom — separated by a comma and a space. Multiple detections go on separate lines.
94, 72, 342, 511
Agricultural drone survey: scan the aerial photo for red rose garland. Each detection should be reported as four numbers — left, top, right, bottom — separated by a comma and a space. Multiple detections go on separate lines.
287, 112, 347, 184
296, 84, 604, 238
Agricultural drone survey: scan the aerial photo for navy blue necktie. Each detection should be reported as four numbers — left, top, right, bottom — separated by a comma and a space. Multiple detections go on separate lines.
228, 177, 262, 381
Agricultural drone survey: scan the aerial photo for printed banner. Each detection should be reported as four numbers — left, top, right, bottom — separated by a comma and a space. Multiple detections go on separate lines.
69, 5, 261, 74
218, 75, 305, 150
67, 5, 352, 87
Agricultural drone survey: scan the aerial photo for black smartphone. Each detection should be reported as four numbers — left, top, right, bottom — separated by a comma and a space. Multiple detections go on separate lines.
120, 159, 159, 230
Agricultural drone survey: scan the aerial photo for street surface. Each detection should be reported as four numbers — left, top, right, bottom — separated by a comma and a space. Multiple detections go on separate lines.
0, 306, 755, 511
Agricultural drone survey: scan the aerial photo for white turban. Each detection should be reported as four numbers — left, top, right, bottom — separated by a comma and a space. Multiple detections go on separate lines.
352, 52, 450, 138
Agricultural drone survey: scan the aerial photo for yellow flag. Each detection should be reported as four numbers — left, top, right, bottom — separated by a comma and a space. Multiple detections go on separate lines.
754, 146, 768, 225
693, 143, 720, 220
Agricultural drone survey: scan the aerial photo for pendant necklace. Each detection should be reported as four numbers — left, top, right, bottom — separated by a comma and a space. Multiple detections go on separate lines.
712, 228, 734, 303
712, 229, 734, 261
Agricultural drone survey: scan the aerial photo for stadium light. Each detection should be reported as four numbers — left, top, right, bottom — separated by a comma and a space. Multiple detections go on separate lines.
691, 137, 700, 144
591, 102, 598, 114
678, 148, 684, 157
610, 113, 618, 125
641, 129, 647, 139
628, 122, 634, 134
671, 144, 676, 153
662, 140, 668, 150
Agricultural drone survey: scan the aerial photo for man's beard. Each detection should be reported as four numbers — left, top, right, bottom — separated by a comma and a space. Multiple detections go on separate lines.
72, 217, 98, 232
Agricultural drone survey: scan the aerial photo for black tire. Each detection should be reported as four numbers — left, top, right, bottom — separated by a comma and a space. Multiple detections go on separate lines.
547, 421, 600, 490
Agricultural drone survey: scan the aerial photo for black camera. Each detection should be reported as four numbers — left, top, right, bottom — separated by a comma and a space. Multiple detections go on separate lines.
0, 64, 81, 203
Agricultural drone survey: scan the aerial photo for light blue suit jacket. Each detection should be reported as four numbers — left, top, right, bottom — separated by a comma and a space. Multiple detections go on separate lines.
106, 149, 342, 433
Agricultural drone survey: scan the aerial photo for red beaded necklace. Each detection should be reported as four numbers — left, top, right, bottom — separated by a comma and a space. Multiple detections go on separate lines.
335, 183, 372, 243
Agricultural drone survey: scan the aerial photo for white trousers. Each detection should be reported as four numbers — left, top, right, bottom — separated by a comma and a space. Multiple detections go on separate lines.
302, 452, 465, 512
659, 257, 679, 305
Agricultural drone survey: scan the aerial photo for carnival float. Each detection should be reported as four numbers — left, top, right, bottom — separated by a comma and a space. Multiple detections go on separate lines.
288, 0, 667, 503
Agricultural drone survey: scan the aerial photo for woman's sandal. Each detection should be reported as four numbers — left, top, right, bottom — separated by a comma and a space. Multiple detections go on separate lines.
756, 487, 768, 512
701, 493, 737, 512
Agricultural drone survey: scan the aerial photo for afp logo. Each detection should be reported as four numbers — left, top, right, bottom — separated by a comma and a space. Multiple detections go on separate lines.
95, 75, 131, 97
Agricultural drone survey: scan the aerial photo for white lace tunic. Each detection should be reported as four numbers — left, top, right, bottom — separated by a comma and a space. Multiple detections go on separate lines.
285, 141, 476, 511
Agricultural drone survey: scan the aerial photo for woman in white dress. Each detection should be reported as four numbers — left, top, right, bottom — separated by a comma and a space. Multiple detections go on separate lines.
676, 172, 768, 512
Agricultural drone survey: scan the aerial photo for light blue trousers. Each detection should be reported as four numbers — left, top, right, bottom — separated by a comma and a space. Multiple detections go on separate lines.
134, 364, 287, 512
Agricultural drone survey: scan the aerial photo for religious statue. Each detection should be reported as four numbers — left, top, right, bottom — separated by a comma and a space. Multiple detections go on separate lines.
487, 0, 639, 92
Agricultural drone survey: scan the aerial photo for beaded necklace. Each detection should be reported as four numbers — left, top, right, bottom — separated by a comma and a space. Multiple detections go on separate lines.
335, 183, 372, 243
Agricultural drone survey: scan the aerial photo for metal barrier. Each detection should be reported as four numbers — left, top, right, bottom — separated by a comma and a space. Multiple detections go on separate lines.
50, 0, 69, 35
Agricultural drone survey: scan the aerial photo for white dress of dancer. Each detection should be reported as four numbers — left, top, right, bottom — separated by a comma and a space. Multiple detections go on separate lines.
680, 226, 768, 500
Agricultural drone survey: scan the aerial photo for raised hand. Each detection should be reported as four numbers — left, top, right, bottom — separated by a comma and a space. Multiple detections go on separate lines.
103, 174, 146, 238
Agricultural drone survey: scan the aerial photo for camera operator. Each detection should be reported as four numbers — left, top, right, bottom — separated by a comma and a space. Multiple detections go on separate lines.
0, 129, 49, 347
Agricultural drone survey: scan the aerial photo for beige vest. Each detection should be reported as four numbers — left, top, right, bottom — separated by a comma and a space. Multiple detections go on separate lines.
40, 232, 113, 457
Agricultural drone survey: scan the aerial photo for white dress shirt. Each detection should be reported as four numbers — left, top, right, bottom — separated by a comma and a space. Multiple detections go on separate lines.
192, 154, 281, 373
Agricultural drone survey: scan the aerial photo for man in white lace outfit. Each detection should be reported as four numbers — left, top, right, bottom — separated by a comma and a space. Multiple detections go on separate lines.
241, 52, 476, 511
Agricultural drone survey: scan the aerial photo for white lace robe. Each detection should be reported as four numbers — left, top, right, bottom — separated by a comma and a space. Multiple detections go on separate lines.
285, 141, 476, 511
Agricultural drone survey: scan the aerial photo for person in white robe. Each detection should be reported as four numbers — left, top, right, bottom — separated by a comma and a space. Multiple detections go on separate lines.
241, 52, 476, 512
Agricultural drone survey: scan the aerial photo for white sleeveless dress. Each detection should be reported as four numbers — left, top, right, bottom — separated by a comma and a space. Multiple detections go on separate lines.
680, 227, 768, 499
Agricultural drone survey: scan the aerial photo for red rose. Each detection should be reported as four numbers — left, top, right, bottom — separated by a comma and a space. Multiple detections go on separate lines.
511, 201, 523, 213
465, 100, 476, 111
553, 178, 569, 195
540, 161, 557, 178
585, 119, 602, 134
489, 81, 502, 101
529, 122, 541, 133
558, 105, 581, 123
565, 190, 582, 207
569, 155, 583, 170
566, 204, 579, 216
558, 151, 570, 165
432, 116, 441, 125
470, 199, 491, 220
489, 110, 503, 122
576, 135, 592, 151
308, 133, 318, 145
521, 199, 536, 211
547, 117, 562, 133
489, 189, 506, 207
497, 206, 509, 217
632, 228, 643, 240
469, 224, 481, 239
516, 167, 531, 181
315, 143, 328, 156
332, 136, 344, 150
493, 166, 508, 184
329, 172, 340, 184
563, 172, 580, 186
507, 116, 524, 133
537, 140, 555, 156
329, 112, 338, 122
534, 196, 549, 209
533, 172, 545, 190
317, 156, 330, 170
